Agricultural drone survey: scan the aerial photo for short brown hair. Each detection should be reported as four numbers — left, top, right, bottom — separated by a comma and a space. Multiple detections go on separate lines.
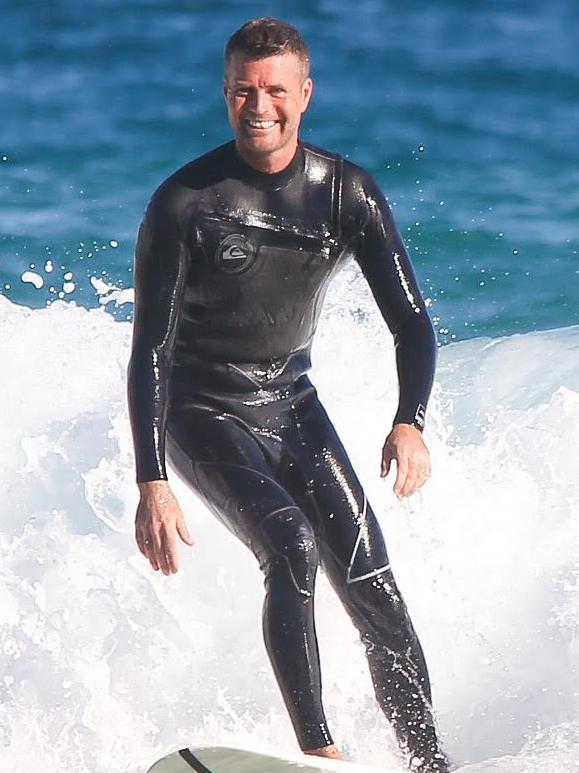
225, 18, 310, 75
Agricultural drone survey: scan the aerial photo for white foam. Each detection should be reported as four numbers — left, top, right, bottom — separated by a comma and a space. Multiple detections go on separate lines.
90, 275, 134, 306
1, 288, 578, 772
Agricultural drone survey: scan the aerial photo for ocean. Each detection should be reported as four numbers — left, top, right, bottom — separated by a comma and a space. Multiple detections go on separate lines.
1, 1, 578, 771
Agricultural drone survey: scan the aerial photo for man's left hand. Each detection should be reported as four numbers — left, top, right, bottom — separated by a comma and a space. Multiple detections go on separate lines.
381, 423, 431, 497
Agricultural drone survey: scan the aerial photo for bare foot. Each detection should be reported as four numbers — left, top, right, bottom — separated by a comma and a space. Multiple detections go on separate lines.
304, 744, 344, 761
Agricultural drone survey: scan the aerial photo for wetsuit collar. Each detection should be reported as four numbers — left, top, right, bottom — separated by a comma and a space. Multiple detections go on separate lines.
231, 141, 305, 191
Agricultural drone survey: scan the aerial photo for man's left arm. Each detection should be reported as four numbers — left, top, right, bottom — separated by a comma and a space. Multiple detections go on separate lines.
351, 168, 437, 496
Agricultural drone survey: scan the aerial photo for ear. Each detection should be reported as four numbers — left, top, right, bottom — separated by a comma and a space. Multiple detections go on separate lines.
301, 77, 314, 113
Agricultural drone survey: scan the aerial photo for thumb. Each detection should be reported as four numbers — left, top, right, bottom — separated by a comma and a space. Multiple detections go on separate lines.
176, 514, 194, 546
381, 447, 393, 478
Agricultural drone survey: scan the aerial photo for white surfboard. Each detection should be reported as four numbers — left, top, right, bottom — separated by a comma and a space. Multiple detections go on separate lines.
146, 746, 402, 773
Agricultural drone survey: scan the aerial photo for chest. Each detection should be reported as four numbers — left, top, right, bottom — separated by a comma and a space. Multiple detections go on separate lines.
188, 182, 342, 294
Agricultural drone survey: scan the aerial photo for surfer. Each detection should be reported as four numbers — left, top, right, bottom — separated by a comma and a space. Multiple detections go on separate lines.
128, 17, 449, 773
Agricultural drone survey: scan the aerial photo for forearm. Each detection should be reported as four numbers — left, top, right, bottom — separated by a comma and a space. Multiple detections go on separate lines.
127, 191, 189, 484
392, 315, 437, 430
127, 235, 186, 479
348, 166, 437, 430
127, 342, 172, 482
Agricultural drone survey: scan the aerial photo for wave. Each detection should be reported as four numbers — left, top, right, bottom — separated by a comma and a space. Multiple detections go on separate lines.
1, 293, 578, 771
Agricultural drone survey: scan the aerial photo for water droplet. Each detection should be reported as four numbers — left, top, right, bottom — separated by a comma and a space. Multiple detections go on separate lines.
21, 271, 43, 289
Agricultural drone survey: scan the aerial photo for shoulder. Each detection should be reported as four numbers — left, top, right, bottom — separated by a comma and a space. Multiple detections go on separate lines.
145, 142, 235, 226
341, 157, 385, 202
299, 142, 382, 200
299, 142, 341, 188
301, 141, 340, 164
331, 157, 386, 235
299, 143, 392, 230
169, 141, 236, 190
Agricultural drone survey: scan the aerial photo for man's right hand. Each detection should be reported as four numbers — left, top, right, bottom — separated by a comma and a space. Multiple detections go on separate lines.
135, 481, 194, 575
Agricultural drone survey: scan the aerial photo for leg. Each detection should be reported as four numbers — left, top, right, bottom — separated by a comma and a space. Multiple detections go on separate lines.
284, 389, 449, 771
166, 404, 334, 752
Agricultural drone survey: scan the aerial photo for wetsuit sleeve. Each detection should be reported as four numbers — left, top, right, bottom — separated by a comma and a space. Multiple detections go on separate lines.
349, 168, 437, 431
127, 185, 190, 482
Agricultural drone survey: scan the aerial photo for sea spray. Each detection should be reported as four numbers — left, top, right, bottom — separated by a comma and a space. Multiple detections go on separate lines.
0, 292, 578, 771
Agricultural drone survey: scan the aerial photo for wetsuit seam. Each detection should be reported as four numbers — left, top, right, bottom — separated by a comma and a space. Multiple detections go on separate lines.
193, 460, 282, 490
259, 504, 302, 524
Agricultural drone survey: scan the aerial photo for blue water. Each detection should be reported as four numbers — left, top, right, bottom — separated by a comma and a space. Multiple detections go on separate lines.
2, 0, 578, 342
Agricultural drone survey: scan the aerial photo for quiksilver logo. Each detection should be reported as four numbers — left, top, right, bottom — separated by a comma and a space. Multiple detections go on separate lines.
223, 245, 248, 260
215, 234, 255, 274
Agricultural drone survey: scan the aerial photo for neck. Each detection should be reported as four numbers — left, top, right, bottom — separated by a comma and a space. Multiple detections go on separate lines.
235, 141, 299, 174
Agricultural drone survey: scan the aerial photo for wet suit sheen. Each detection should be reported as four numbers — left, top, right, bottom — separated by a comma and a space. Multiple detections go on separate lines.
128, 141, 447, 770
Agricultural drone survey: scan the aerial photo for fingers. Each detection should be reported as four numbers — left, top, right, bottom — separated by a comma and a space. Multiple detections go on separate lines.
381, 448, 393, 478
394, 457, 431, 497
155, 515, 195, 574
176, 515, 195, 547
393, 457, 409, 496
135, 514, 177, 575
397, 467, 418, 497
143, 525, 179, 575
161, 527, 179, 575
135, 497, 194, 575
136, 525, 162, 572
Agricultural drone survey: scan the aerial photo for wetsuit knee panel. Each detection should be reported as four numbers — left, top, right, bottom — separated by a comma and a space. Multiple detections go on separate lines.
254, 508, 319, 597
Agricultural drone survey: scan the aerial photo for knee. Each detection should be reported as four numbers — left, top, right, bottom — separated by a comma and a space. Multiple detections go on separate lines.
257, 509, 319, 598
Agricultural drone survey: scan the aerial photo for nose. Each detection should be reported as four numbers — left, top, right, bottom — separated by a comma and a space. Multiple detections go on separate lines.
249, 88, 271, 116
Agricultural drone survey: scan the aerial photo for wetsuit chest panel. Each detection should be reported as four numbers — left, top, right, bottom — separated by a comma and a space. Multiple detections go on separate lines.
178, 217, 339, 363
174, 154, 342, 363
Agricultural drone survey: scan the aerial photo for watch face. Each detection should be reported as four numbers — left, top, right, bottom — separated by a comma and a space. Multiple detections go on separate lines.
214, 233, 256, 274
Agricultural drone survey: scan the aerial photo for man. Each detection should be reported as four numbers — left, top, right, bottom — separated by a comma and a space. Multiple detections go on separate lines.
128, 18, 448, 773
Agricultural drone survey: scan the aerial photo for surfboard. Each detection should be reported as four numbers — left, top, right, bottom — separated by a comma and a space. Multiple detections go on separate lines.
146, 746, 401, 773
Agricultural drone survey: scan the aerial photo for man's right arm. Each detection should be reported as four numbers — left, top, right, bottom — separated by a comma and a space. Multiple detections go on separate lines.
128, 184, 195, 574
127, 183, 190, 483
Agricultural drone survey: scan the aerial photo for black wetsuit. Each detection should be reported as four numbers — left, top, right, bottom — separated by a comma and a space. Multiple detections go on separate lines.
128, 140, 447, 771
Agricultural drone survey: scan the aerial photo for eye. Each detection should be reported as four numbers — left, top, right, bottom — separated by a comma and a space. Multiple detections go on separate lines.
269, 87, 286, 97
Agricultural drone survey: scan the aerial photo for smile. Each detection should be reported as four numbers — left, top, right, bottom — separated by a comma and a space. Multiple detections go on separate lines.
245, 119, 277, 130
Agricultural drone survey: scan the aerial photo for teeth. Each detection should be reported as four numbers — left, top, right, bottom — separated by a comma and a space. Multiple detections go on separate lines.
247, 120, 276, 129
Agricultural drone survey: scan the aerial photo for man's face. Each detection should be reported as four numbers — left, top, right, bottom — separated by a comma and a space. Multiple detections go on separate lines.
224, 52, 313, 169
